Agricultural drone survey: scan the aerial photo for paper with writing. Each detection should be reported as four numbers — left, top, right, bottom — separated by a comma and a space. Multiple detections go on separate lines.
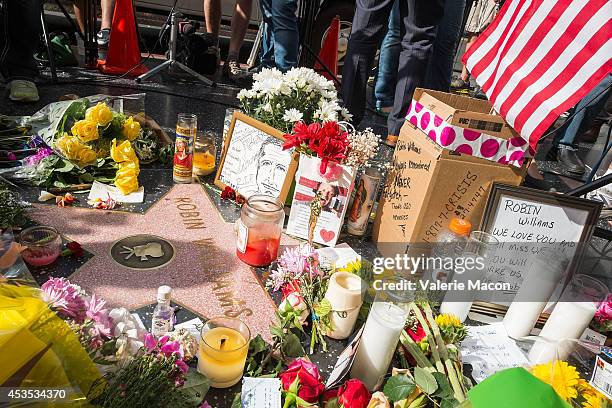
88, 180, 144, 203
174, 317, 204, 342
460, 322, 529, 383
241, 377, 282, 408
316, 243, 361, 269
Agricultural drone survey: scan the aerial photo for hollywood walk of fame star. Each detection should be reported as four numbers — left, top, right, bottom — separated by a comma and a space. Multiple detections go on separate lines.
27, 183, 296, 339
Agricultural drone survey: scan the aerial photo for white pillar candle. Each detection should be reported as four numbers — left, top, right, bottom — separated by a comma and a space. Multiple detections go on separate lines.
350, 301, 408, 390
503, 255, 565, 338
528, 301, 597, 364
325, 272, 365, 340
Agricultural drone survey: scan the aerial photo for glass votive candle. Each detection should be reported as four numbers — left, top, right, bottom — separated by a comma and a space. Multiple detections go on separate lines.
193, 131, 217, 177
20, 226, 61, 267
197, 316, 250, 388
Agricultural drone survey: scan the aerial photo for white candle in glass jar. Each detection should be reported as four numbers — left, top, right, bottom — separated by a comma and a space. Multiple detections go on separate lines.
350, 301, 408, 390
503, 255, 565, 338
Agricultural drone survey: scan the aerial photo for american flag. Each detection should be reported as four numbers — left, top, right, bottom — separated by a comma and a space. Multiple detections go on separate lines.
463, 0, 612, 149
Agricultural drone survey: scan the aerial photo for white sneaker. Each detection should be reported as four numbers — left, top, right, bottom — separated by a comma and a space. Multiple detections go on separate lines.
8, 80, 40, 102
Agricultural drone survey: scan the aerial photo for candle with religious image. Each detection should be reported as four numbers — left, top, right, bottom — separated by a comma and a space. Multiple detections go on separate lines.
197, 316, 250, 388
350, 284, 410, 390
173, 113, 197, 183
347, 168, 381, 236
528, 274, 608, 364
324, 272, 365, 340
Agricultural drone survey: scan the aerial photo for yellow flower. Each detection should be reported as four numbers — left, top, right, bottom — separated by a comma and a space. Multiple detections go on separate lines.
122, 116, 141, 141
71, 119, 99, 143
582, 393, 603, 408
115, 162, 140, 195
55, 135, 97, 167
435, 314, 462, 329
110, 139, 138, 163
531, 361, 580, 401
85, 102, 113, 126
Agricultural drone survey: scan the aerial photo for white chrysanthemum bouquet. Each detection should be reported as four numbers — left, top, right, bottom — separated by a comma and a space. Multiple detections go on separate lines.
238, 67, 351, 133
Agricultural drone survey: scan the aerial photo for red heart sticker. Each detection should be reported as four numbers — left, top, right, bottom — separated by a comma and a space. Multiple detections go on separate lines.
320, 229, 335, 243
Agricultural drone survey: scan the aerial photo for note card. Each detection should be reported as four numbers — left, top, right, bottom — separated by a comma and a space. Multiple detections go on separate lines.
241, 377, 281, 408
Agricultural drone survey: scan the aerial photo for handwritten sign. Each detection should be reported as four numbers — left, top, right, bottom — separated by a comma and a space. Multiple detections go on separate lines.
460, 323, 529, 383
215, 112, 297, 201
479, 184, 601, 304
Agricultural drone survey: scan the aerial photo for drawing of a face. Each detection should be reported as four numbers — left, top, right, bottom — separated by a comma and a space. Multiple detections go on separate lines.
256, 141, 288, 196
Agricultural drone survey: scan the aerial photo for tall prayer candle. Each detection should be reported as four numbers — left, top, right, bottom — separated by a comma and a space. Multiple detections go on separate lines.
350, 301, 408, 390
503, 254, 566, 338
528, 275, 607, 364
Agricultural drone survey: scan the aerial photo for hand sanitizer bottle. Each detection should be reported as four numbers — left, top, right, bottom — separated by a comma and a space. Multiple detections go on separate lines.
152, 285, 174, 337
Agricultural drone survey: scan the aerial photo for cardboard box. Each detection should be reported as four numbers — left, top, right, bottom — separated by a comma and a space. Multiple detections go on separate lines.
372, 90, 528, 257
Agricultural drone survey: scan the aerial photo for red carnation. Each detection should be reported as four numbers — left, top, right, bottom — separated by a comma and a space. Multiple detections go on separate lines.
338, 379, 371, 408
279, 358, 325, 403
406, 324, 427, 342
221, 186, 236, 200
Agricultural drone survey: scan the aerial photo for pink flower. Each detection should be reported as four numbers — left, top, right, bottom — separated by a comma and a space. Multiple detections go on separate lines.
144, 333, 157, 351
159, 335, 170, 345
85, 293, 112, 338
25, 147, 54, 166
595, 294, 612, 323
277, 243, 320, 280
161, 340, 182, 358
41, 277, 86, 322
175, 359, 189, 374
320, 161, 343, 182
199, 402, 213, 408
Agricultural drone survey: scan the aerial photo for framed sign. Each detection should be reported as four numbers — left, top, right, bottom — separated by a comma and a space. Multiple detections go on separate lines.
473, 183, 602, 316
215, 111, 298, 201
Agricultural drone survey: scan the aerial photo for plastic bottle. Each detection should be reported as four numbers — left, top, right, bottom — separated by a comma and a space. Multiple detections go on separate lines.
430, 218, 472, 282
152, 285, 174, 337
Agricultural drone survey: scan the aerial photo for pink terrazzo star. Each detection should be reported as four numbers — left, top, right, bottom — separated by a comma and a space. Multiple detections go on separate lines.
28, 184, 297, 340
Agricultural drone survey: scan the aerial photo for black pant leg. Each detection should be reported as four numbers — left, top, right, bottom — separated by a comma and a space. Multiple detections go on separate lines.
0, 0, 40, 81
341, 0, 395, 125
388, 0, 444, 136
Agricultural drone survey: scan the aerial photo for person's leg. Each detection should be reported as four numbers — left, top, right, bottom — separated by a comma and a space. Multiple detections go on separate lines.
460, 35, 476, 81
223, 0, 253, 81
374, 0, 401, 113
387, 0, 443, 141
259, 0, 274, 68
269, 0, 299, 72
73, 0, 86, 33
204, 0, 222, 38
0, 0, 40, 101
423, 0, 467, 91
101, 0, 114, 29
342, 0, 395, 125
550, 74, 612, 173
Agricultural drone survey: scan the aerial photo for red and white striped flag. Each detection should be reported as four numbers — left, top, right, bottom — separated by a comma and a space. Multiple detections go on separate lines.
463, 0, 612, 150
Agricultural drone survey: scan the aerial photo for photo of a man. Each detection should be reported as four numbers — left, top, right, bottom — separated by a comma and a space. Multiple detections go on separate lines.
313, 181, 345, 218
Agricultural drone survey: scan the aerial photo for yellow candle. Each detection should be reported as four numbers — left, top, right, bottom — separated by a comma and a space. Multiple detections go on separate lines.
193, 151, 216, 176
197, 326, 248, 388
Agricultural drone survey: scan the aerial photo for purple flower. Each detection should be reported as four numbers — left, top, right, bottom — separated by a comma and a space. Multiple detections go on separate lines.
175, 359, 189, 374
25, 147, 54, 166
41, 278, 87, 322
159, 335, 170, 346
144, 333, 157, 351
277, 244, 320, 279
199, 402, 213, 408
85, 293, 113, 338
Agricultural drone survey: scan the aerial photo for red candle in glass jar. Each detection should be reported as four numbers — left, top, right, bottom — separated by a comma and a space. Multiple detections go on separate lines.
236, 195, 284, 267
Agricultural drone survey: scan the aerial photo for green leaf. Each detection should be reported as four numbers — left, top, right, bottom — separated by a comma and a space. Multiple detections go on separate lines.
249, 334, 268, 354
440, 398, 460, 408
314, 298, 332, 317
414, 366, 438, 394
383, 374, 416, 402
55, 159, 75, 173
230, 392, 241, 408
432, 372, 454, 399
180, 369, 210, 406
325, 397, 340, 408
281, 333, 305, 358
407, 394, 428, 408
288, 376, 300, 395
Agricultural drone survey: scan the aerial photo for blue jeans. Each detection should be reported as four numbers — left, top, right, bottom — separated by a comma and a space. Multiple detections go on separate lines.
259, 0, 299, 72
424, 0, 467, 91
374, 0, 401, 109
554, 74, 612, 147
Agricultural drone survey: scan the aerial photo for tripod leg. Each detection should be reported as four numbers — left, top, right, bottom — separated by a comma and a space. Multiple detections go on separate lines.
174, 62, 216, 86
41, 6, 58, 83
135, 60, 174, 82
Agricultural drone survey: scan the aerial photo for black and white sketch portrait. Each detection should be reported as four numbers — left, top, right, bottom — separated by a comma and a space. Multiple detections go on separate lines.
219, 118, 293, 198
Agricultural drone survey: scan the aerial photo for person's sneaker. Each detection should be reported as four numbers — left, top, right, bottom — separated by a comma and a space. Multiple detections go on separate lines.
451, 77, 470, 90
8, 80, 39, 102
222, 59, 252, 85
97, 28, 110, 47
548, 144, 585, 174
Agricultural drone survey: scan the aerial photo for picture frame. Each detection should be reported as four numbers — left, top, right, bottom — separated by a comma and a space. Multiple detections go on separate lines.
472, 182, 603, 318
214, 111, 299, 202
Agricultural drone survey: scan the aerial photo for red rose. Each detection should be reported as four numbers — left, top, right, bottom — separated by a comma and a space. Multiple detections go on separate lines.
66, 241, 84, 258
221, 186, 236, 200
337, 379, 371, 408
279, 358, 324, 403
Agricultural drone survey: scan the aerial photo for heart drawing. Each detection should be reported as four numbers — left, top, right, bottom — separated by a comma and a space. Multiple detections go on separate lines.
320, 229, 336, 243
